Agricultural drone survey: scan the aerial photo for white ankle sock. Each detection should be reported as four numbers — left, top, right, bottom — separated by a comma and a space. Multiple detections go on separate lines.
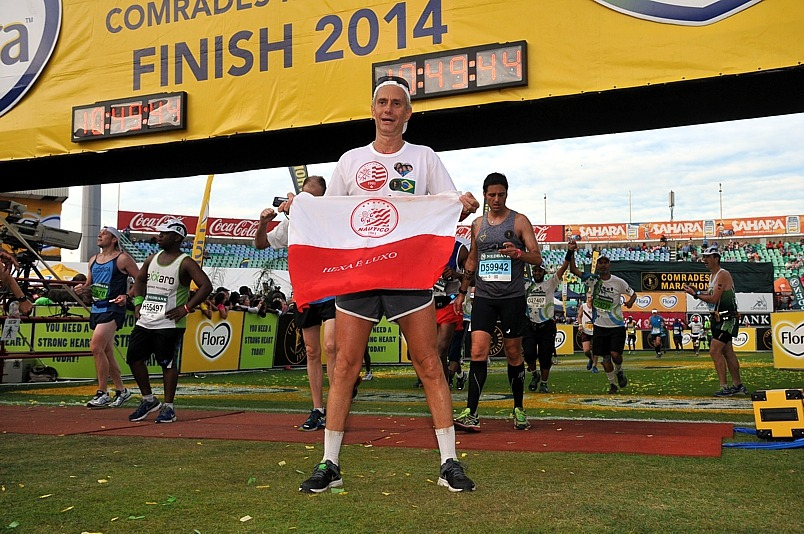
435, 426, 457, 465
322, 429, 344, 465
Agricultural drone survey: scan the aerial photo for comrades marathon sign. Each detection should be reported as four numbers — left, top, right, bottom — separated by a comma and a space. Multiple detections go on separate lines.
641, 272, 710, 291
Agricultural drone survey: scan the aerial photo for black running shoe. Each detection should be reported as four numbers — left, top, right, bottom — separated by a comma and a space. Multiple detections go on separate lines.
299, 460, 343, 493
616, 370, 628, 388
128, 398, 161, 422
607, 383, 619, 394
437, 459, 476, 492
528, 373, 539, 392
300, 409, 326, 431
455, 373, 466, 390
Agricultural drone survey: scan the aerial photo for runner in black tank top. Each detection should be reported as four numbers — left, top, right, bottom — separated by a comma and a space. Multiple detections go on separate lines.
452, 172, 544, 433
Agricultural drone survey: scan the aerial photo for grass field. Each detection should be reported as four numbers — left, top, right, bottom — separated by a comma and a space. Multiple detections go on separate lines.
1, 350, 802, 533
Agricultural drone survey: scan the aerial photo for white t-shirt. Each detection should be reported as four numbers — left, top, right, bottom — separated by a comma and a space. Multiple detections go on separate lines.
584, 275, 635, 328
327, 142, 456, 197
526, 275, 560, 324
689, 321, 704, 336
579, 303, 594, 335
266, 219, 289, 248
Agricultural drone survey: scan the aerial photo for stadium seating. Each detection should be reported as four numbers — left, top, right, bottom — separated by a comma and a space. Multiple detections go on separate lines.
118, 238, 803, 284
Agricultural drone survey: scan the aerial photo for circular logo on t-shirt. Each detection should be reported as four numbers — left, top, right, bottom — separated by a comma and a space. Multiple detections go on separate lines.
355, 161, 389, 191
351, 199, 398, 238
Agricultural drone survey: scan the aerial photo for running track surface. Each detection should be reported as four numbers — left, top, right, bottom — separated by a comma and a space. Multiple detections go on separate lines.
0, 406, 732, 457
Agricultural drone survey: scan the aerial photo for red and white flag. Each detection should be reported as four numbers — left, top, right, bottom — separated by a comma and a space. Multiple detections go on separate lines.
288, 192, 462, 309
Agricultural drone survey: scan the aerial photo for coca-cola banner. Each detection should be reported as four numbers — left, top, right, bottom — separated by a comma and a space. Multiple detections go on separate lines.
118, 211, 277, 239
457, 224, 564, 243
565, 215, 802, 242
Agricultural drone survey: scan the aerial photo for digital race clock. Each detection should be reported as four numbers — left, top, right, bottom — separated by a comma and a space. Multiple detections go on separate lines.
373, 41, 527, 101
71, 92, 187, 142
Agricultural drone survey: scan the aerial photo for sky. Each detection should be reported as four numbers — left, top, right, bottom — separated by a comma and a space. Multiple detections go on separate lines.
59, 112, 804, 262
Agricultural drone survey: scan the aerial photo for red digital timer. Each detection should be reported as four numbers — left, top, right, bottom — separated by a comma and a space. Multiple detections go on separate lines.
71, 92, 187, 142
373, 42, 527, 100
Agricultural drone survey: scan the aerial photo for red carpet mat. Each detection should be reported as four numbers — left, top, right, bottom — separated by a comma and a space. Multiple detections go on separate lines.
0, 405, 731, 457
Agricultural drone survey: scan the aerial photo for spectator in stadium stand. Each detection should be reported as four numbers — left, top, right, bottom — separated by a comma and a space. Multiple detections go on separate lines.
1, 250, 33, 316
126, 219, 213, 423
683, 246, 748, 397
212, 291, 229, 319
77, 226, 140, 409
70, 273, 93, 307
298, 76, 479, 495
255, 175, 343, 433
198, 291, 214, 319
239, 285, 254, 301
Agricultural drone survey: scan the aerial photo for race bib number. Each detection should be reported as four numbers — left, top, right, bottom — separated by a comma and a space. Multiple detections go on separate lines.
479, 253, 511, 282
527, 295, 547, 309
592, 295, 614, 311
651, 327, 661, 335
91, 283, 109, 301
140, 294, 168, 318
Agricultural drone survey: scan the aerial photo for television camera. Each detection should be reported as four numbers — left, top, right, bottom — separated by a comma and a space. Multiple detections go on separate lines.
1, 200, 83, 311
0, 200, 83, 253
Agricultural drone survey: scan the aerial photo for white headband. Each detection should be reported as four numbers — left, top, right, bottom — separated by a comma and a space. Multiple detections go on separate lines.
372, 80, 411, 106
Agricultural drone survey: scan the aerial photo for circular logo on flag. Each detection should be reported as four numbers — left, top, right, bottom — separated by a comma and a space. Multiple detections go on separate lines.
355, 162, 389, 191
351, 199, 398, 238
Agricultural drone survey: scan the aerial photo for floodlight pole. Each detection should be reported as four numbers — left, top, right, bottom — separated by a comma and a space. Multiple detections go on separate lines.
669, 190, 675, 221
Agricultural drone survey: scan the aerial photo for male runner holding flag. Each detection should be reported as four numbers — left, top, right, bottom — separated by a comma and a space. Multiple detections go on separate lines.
292, 76, 479, 493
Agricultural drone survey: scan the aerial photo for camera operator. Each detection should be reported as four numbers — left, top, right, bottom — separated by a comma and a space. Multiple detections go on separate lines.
1, 250, 32, 316
269, 290, 289, 315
